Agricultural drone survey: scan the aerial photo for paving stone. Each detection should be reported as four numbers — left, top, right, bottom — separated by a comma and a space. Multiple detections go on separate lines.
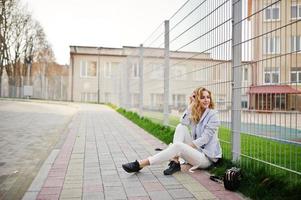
63, 182, 82, 189
122, 180, 143, 188
148, 191, 173, 200
168, 188, 194, 199
191, 191, 217, 200
70, 153, 84, 159
16, 103, 240, 200
21, 191, 38, 200
127, 196, 150, 200
142, 181, 165, 192
83, 193, 105, 200
104, 186, 126, 199
183, 183, 208, 192
60, 187, 82, 198
124, 186, 148, 197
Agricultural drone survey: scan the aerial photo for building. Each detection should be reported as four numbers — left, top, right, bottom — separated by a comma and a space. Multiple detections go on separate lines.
249, 0, 301, 111
69, 46, 245, 111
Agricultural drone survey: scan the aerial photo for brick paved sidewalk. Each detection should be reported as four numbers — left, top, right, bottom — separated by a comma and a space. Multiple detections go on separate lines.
22, 104, 246, 200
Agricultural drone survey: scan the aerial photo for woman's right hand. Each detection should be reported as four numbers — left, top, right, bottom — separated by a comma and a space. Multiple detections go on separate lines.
188, 92, 195, 110
189, 92, 196, 104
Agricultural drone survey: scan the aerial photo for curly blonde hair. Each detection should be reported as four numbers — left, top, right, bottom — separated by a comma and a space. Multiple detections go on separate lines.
190, 87, 215, 123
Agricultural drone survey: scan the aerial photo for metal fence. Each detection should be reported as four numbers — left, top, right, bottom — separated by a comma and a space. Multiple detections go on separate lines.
0, 73, 68, 101
66, 0, 301, 182
111, 0, 301, 182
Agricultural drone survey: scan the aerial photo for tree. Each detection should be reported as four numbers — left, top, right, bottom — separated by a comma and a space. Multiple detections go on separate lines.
0, 0, 15, 97
0, 0, 55, 97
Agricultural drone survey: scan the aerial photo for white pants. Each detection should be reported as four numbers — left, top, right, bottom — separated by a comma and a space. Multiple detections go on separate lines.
148, 124, 212, 170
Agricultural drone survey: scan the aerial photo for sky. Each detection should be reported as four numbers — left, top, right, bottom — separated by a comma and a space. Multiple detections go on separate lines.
20, 0, 185, 65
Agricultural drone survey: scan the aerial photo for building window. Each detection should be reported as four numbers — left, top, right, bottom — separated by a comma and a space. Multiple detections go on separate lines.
150, 63, 164, 80
111, 62, 119, 76
264, 3, 280, 21
291, 36, 301, 52
291, 4, 301, 19
264, 67, 279, 84
104, 62, 112, 78
216, 98, 227, 110
193, 66, 207, 81
131, 63, 139, 78
80, 60, 97, 78
150, 93, 163, 110
81, 92, 97, 102
263, 36, 280, 54
243, 67, 248, 81
105, 92, 111, 103
291, 69, 301, 83
172, 94, 186, 109
172, 65, 186, 80
131, 93, 139, 107
241, 101, 248, 109
275, 94, 286, 110
213, 64, 228, 81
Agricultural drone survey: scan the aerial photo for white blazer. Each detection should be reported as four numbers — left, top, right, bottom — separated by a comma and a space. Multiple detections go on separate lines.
180, 108, 222, 161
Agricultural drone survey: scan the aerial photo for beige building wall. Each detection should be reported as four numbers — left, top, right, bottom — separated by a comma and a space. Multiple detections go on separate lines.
251, 0, 301, 111
69, 46, 239, 111
252, 0, 301, 84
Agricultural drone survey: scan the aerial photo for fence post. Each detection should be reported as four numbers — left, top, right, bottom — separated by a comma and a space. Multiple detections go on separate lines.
97, 47, 101, 104
124, 58, 130, 109
231, 0, 242, 162
139, 44, 144, 116
163, 20, 170, 126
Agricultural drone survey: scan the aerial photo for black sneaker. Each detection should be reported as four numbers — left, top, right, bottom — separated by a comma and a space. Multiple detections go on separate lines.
163, 161, 181, 175
122, 160, 142, 173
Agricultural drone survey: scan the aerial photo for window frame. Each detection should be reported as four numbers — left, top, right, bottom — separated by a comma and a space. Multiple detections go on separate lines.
243, 67, 248, 81
291, 35, 301, 52
291, 4, 301, 19
81, 92, 97, 102
80, 60, 97, 78
264, 3, 280, 22
264, 67, 280, 84
193, 66, 207, 81
131, 63, 139, 79
291, 70, 301, 83
150, 63, 164, 80
172, 65, 186, 81
150, 93, 164, 109
172, 94, 186, 108
104, 62, 112, 78
263, 36, 280, 54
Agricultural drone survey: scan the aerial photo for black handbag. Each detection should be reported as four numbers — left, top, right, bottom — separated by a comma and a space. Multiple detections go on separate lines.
223, 167, 242, 191
209, 167, 242, 191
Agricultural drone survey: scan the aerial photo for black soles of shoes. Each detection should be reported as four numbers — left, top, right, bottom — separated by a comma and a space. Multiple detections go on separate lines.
122, 160, 181, 175
163, 161, 181, 175
122, 160, 142, 173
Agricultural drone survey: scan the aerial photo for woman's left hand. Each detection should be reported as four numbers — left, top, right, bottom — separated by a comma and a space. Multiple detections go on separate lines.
189, 143, 197, 149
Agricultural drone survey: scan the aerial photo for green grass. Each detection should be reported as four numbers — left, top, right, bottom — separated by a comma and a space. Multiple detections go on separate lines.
116, 108, 175, 144
107, 104, 301, 200
218, 126, 301, 174
139, 110, 180, 127
142, 111, 301, 174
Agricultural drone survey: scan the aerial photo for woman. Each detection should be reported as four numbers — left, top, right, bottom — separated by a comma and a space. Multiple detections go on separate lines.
122, 87, 222, 175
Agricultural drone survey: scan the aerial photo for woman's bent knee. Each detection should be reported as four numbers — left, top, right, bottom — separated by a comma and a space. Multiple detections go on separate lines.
170, 142, 186, 151
175, 124, 189, 133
